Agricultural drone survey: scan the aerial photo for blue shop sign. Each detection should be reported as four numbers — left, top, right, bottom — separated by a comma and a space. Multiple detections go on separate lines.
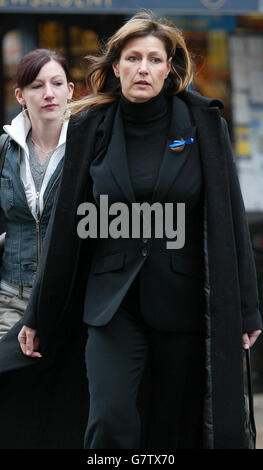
173, 15, 237, 32
0, 0, 259, 13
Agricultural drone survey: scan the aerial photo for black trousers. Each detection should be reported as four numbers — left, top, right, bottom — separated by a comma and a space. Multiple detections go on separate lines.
84, 277, 205, 449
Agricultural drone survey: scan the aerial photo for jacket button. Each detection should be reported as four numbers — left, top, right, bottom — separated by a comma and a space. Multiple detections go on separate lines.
143, 238, 148, 244
142, 247, 148, 257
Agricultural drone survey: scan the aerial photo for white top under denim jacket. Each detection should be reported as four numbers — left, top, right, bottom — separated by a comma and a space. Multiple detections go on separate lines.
0, 112, 68, 287
3, 111, 68, 220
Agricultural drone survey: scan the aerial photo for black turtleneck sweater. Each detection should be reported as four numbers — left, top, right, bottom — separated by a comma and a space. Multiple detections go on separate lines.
120, 91, 171, 203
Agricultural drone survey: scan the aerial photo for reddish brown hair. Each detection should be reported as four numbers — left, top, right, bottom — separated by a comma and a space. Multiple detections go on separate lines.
15, 49, 73, 89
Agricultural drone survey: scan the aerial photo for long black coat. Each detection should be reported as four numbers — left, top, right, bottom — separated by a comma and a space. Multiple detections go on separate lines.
0, 90, 261, 449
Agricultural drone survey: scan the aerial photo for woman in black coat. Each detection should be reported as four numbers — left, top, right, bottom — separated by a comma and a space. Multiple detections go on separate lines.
0, 11, 262, 450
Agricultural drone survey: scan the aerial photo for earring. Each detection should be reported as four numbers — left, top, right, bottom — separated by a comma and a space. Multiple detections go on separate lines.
64, 100, 71, 118
64, 107, 71, 119
22, 105, 28, 119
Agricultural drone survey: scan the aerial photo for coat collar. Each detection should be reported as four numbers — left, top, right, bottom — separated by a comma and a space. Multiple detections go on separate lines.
178, 89, 224, 110
151, 95, 196, 204
3, 110, 69, 154
105, 94, 196, 204
3, 111, 31, 151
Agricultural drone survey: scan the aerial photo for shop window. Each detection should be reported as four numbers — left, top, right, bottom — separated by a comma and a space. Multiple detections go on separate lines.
38, 22, 99, 99
38, 21, 66, 56
169, 16, 231, 124
229, 33, 263, 212
185, 29, 231, 122
69, 27, 99, 98
2, 29, 22, 123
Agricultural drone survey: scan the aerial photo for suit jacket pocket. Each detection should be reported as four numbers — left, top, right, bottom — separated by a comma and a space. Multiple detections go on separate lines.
93, 252, 125, 274
171, 253, 204, 280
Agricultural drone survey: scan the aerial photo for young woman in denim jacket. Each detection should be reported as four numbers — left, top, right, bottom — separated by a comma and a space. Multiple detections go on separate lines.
0, 49, 74, 338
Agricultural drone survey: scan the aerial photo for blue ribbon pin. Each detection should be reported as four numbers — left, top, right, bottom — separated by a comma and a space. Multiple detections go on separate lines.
169, 137, 194, 150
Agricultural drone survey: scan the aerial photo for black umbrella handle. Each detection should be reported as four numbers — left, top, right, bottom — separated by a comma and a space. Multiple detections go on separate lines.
246, 348, 256, 435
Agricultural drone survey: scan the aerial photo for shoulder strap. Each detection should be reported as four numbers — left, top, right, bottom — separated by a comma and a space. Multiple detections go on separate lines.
0, 133, 9, 176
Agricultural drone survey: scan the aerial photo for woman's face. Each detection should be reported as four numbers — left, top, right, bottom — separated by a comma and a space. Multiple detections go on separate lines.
15, 59, 74, 123
113, 35, 171, 103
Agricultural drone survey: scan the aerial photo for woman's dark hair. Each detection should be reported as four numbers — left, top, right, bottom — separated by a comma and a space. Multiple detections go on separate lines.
15, 49, 73, 89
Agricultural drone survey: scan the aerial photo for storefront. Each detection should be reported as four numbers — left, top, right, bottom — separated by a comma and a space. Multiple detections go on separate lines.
0, 11, 126, 125
0, 1, 261, 122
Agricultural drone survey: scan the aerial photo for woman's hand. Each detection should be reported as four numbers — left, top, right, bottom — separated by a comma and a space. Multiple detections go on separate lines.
18, 325, 42, 358
242, 330, 262, 350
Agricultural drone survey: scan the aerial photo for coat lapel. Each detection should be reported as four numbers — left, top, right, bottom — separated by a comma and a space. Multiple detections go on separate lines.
189, 103, 247, 449
150, 95, 196, 204
107, 104, 136, 204
106, 95, 196, 205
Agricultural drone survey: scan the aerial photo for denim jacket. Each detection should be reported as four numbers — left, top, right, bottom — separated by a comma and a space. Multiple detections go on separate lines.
0, 112, 67, 286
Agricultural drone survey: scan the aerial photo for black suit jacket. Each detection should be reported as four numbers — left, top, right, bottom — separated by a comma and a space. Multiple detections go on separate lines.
83, 95, 205, 331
